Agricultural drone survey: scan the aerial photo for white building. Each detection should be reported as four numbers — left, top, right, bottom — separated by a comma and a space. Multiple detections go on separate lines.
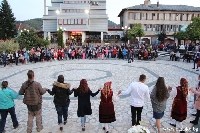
43, 0, 108, 45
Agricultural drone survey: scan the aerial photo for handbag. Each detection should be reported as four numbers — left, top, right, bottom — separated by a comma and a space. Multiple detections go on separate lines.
194, 96, 200, 110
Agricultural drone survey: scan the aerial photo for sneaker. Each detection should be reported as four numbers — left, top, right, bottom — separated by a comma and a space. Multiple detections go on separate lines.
169, 123, 176, 127
36, 127, 43, 132
14, 125, 19, 129
190, 120, 198, 125
60, 127, 63, 131
103, 127, 106, 130
82, 127, 85, 131
64, 121, 67, 125
197, 69, 199, 71
192, 114, 197, 116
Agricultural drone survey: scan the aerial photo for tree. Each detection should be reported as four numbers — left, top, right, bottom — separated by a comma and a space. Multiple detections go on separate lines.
127, 23, 145, 43
186, 17, 200, 42
157, 32, 167, 44
57, 28, 64, 48
0, 0, 17, 40
17, 29, 50, 49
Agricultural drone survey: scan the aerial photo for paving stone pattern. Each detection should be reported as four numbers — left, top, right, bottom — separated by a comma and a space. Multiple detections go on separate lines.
0, 59, 200, 133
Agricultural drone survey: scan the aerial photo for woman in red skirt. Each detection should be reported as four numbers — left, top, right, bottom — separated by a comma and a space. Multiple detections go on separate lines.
98, 81, 118, 133
169, 78, 190, 133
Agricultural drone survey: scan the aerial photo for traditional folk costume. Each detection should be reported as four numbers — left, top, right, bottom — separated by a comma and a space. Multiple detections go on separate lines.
170, 78, 190, 132
98, 82, 118, 133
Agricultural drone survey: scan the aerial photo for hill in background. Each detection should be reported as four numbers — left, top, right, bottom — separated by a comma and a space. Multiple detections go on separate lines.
16, 18, 119, 31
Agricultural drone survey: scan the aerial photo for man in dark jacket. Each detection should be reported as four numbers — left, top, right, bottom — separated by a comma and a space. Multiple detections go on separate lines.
1, 51, 7, 67
19, 70, 46, 133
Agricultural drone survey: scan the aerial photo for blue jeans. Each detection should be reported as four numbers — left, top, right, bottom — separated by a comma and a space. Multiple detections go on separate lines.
0, 107, 18, 132
55, 102, 70, 124
81, 116, 86, 126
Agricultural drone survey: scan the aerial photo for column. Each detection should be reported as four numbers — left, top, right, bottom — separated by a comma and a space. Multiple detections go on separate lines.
82, 31, 86, 43
47, 32, 51, 41
43, 32, 47, 39
101, 32, 103, 43
63, 31, 67, 45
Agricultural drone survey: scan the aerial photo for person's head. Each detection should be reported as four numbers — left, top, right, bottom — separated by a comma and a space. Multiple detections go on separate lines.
180, 78, 188, 88
79, 79, 89, 93
103, 81, 112, 91
57, 75, 64, 83
27, 70, 34, 81
2, 81, 8, 89
155, 77, 168, 102
139, 74, 146, 83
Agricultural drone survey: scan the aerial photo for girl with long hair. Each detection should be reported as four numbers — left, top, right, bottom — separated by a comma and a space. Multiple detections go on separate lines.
74, 79, 101, 131
150, 77, 170, 133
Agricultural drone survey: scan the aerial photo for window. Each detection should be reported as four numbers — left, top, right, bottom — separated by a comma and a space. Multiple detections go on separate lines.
64, 19, 68, 24
135, 13, 140, 20
165, 14, 170, 20
58, 19, 62, 25
131, 13, 134, 20
159, 13, 164, 20
148, 13, 152, 20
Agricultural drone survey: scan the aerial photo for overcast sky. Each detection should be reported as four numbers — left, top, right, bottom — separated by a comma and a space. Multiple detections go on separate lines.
7, 0, 200, 24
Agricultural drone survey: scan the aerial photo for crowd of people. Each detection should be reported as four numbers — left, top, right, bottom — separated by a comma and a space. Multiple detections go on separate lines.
0, 43, 159, 67
0, 70, 199, 133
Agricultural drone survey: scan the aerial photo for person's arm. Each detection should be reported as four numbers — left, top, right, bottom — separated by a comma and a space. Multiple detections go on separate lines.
47, 86, 56, 95
67, 88, 74, 95
19, 84, 25, 95
170, 87, 177, 98
38, 83, 46, 95
96, 91, 101, 99
112, 93, 119, 102
150, 87, 156, 99
89, 89, 100, 97
120, 84, 132, 95
9, 89, 19, 99
145, 87, 150, 100
74, 88, 79, 97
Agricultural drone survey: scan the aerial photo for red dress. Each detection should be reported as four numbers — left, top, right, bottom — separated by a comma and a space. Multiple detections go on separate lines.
99, 91, 116, 123
171, 86, 188, 122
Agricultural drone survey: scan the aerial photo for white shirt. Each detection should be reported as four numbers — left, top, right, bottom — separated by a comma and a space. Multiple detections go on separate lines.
121, 82, 150, 107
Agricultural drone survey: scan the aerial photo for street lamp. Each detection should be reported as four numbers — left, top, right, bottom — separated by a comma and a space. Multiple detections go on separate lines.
84, 9, 89, 14
56, 10, 60, 14
122, 26, 130, 46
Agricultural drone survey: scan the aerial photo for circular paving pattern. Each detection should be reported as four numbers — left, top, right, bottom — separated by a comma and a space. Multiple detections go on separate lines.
0, 59, 199, 133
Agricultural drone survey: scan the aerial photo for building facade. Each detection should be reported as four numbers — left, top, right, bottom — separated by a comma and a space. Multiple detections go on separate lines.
118, 0, 200, 44
43, 0, 108, 45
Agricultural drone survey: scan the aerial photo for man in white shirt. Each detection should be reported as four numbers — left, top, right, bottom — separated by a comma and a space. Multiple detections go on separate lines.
118, 74, 150, 126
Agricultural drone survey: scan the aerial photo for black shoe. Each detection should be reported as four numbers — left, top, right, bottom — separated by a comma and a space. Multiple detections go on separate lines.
192, 114, 197, 116
60, 127, 63, 131
106, 131, 109, 133
82, 127, 85, 131
190, 120, 198, 125
180, 131, 185, 133
14, 125, 19, 129
103, 127, 105, 130
169, 123, 176, 127
197, 69, 199, 71
64, 121, 67, 125
193, 68, 195, 69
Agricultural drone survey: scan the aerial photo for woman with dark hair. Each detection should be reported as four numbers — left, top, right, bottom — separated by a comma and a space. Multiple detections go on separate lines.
0, 81, 19, 133
47, 75, 73, 131
150, 77, 170, 133
169, 78, 191, 133
74, 79, 101, 131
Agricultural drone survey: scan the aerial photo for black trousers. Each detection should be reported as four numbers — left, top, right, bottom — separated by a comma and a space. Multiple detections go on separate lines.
195, 109, 200, 122
131, 106, 143, 126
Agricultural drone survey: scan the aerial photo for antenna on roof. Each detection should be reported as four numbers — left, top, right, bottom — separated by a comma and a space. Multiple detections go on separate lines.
157, 0, 159, 8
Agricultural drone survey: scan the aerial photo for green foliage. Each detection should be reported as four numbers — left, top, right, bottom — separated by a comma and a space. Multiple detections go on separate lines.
0, 40, 19, 53
16, 18, 42, 30
186, 17, 200, 41
0, 0, 17, 40
127, 23, 145, 39
173, 31, 188, 40
57, 28, 64, 48
157, 32, 167, 43
17, 29, 50, 49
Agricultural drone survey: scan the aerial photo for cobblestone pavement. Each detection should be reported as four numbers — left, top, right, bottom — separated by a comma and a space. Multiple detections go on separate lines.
0, 59, 200, 133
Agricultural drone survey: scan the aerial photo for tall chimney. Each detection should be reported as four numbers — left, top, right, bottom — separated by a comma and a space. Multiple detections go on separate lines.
44, 0, 46, 15
157, 0, 159, 8
144, 0, 151, 6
